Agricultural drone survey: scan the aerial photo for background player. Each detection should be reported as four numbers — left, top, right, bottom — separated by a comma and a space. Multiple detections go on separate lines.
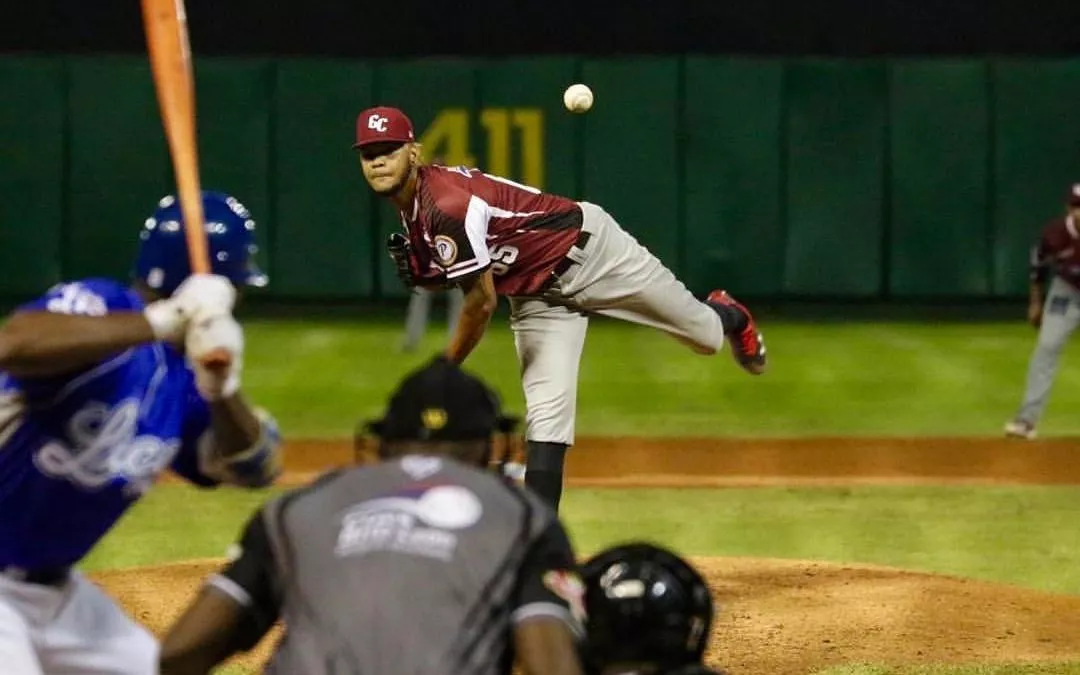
402, 286, 465, 352
581, 542, 726, 675
0, 191, 282, 674
1005, 184, 1080, 439
159, 355, 584, 675
354, 106, 767, 511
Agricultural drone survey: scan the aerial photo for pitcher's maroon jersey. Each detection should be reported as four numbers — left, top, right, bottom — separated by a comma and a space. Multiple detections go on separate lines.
1031, 215, 1080, 290
401, 165, 583, 297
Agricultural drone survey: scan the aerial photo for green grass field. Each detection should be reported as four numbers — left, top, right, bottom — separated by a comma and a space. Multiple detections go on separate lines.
86, 317, 1080, 674
240, 316, 1080, 438
85, 484, 1080, 595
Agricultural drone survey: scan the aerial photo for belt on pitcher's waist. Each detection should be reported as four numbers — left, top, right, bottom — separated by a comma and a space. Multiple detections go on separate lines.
1, 565, 71, 586
550, 229, 593, 280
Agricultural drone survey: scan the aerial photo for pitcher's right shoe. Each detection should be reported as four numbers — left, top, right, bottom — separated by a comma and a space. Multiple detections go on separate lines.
706, 290, 766, 375
1003, 419, 1037, 440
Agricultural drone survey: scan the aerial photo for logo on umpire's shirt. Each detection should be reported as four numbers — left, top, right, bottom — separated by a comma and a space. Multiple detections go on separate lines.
335, 484, 483, 561
434, 235, 458, 266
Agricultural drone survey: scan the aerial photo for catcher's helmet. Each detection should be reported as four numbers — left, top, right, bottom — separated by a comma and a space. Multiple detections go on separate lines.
133, 191, 268, 297
580, 542, 713, 674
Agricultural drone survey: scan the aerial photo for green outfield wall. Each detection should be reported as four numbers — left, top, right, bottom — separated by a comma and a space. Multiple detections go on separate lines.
4, 55, 1079, 301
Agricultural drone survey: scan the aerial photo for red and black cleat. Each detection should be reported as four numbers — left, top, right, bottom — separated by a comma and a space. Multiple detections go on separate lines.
706, 290, 767, 375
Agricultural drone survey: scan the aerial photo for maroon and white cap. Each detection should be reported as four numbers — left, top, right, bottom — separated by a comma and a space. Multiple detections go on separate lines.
354, 106, 415, 148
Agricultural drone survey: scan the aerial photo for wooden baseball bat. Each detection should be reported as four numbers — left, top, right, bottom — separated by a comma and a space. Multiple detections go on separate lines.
141, 0, 210, 276
142, 0, 230, 368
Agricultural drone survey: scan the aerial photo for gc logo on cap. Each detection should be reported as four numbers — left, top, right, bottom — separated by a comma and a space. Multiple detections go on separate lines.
367, 115, 390, 133
354, 106, 416, 148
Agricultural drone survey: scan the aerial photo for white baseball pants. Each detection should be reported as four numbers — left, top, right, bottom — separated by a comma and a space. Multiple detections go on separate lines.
509, 201, 727, 446
0, 571, 158, 674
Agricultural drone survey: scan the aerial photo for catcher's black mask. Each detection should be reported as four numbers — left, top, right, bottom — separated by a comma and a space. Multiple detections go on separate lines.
580, 542, 714, 674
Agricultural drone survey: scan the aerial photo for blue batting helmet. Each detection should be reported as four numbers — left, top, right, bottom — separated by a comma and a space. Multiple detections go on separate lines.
134, 191, 269, 297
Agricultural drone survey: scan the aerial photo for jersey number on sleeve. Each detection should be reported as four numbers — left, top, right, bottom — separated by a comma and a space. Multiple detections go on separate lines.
490, 244, 520, 276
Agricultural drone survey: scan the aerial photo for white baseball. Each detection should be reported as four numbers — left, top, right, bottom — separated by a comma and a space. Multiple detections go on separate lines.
563, 83, 594, 113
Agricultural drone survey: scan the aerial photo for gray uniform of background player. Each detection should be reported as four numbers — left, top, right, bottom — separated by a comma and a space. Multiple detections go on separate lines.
402, 286, 464, 352
207, 456, 582, 675
1008, 204, 1080, 435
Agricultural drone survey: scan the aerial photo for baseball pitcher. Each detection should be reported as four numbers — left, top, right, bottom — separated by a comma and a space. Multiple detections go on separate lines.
354, 106, 767, 511
159, 356, 584, 675
1005, 184, 1080, 439
0, 191, 283, 674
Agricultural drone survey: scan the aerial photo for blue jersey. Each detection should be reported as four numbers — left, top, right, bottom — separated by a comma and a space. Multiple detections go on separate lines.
0, 278, 221, 569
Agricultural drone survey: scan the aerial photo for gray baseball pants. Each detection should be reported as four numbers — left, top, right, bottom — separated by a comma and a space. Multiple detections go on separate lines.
1014, 275, 1080, 425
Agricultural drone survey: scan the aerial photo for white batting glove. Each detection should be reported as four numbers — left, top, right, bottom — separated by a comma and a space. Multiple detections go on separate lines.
143, 298, 187, 342
186, 313, 244, 401
172, 274, 236, 320
143, 274, 236, 342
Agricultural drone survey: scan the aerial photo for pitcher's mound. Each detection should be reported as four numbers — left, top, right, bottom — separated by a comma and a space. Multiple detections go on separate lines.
698, 556, 1080, 673
89, 556, 1080, 675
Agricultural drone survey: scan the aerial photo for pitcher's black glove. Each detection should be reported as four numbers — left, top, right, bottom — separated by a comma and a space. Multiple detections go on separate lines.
386, 233, 415, 287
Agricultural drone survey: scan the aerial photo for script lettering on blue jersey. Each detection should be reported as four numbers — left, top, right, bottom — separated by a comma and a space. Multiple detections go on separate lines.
33, 399, 180, 497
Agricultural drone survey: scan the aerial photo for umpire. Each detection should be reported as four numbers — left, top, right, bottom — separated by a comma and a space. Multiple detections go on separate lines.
159, 355, 585, 675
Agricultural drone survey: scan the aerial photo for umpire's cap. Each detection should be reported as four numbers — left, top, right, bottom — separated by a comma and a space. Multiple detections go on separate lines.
580, 542, 714, 673
372, 356, 501, 442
